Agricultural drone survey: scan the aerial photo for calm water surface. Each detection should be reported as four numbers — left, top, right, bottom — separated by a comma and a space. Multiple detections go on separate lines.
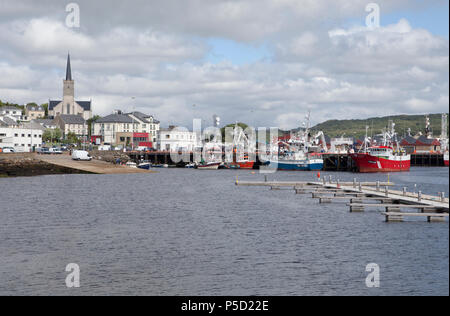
0, 167, 448, 295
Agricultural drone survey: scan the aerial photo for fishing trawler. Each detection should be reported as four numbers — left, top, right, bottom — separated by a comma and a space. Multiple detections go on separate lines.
266, 111, 324, 171
228, 122, 255, 169
352, 121, 410, 173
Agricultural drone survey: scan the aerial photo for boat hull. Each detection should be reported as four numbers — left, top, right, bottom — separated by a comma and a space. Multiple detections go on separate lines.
197, 163, 221, 170
230, 161, 255, 169
351, 153, 411, 173
137, 163, 151, 170
267, 160, 323, 171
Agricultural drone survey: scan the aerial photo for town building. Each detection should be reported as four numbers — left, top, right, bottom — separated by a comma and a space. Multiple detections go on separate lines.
92, 111, 160, 148
48, 54, 92, 120
0, 122, 44, 152
0, 115, 19, 127
158, 126, 198, 152
33, 119, 59, 130
0, 107, 23, 122
24, 104, 45, 121
400, 135, 442, 154
54, 115, 87, 138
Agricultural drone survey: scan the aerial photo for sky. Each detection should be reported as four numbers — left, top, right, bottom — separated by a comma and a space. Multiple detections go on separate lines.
0, 0, 448, 129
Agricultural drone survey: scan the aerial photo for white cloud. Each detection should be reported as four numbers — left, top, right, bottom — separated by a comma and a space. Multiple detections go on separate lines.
0, 1, 448, 130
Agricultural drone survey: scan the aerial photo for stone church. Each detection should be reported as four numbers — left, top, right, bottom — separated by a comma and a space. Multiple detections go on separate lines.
49, 54, 92, 120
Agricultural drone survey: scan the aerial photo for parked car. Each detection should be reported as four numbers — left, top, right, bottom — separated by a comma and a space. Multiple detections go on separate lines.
72, 150, 92, 161
37, 147, 51, 154
49, 148, 63, 154
0, 147, 15, 153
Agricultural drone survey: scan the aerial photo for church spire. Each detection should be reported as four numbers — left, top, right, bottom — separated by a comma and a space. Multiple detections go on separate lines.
66, 53, 72, 81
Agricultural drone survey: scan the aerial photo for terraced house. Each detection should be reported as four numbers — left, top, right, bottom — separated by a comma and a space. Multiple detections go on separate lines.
92, 111, 160, 148
54, 114, 87, 138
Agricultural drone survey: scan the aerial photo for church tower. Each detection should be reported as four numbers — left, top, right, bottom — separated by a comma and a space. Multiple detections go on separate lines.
49, 53, 92, 120
62, 53, 75, 115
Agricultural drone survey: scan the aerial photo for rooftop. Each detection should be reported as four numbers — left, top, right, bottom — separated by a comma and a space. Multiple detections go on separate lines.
96, 114, 134, 124
0, 106, 22, 112
33, 119, 57, 127
49, 100, 91, 111
26, 104, 45, 111
58, 115, 86, 124
0, 116, 18, 126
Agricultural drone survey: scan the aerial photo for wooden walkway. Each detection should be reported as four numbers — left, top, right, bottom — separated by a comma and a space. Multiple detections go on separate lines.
236, 178, 449, 222
38, 155, 154, 175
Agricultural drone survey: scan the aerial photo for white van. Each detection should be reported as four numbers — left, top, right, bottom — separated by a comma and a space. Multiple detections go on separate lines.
72, 150, 92, 161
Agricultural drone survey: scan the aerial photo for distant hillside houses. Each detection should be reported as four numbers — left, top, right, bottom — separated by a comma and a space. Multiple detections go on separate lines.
92, 110, 160, 148
0, 106, 23, 122
24, 104, 45, 121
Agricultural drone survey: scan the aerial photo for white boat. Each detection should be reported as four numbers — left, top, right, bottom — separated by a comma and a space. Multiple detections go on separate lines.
126, 162, 137, 168
197, 162, 221, 170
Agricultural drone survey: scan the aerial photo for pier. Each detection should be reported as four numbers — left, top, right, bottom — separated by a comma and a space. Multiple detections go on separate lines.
124, 152, 447, 170
236, 178, 449, 222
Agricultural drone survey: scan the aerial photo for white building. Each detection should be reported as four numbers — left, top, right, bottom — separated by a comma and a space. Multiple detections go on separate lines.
0, 122, 44, 152
92, 111, 160, 146
158, 126, 198, 152
0, 107, 23, 122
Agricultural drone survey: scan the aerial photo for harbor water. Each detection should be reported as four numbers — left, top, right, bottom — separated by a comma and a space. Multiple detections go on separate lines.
0, 167, 448, 295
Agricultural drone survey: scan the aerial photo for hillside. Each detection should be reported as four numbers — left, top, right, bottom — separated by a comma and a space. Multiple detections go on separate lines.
310, 113, 449, 139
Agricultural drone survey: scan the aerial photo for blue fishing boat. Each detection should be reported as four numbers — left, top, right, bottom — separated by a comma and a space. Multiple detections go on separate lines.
268, 156, 323, 171
266, 111, 325, 171
138, 162, 151, 170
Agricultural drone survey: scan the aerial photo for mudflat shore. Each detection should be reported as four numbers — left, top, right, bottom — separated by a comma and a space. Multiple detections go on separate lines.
0, 153, 154, 177
0, 153, 92, 177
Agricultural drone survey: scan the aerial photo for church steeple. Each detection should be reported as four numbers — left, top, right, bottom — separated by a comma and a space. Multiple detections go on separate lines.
66, 53, 72, 81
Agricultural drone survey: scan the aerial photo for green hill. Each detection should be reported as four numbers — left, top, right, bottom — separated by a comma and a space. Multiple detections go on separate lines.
310, 113, 449, 139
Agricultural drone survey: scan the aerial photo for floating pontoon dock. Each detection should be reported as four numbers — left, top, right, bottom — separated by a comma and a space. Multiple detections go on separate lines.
236, 178, 449, 222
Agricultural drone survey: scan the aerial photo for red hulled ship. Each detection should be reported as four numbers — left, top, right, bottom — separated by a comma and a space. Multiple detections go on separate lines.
352, 121, 411, 173
352, 146, 411, 172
